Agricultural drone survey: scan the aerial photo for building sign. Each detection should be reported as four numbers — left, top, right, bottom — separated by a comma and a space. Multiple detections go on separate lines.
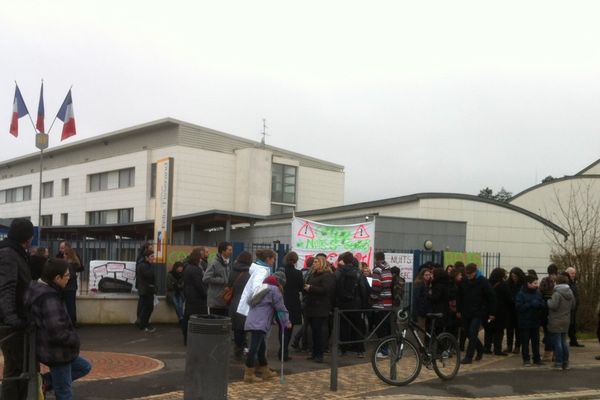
89, 260, 137, 293
291, 217, 375, 269
384, 252, 414, 283
154, 158, 174, 263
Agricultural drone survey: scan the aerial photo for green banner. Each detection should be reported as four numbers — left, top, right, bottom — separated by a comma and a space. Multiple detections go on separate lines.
443, 251, 482, 267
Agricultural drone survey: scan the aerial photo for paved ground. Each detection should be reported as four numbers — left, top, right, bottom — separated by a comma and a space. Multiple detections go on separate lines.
2, 324, 600, 399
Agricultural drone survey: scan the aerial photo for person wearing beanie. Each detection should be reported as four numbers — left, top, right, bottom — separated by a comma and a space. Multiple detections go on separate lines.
243, 271, 290, 383
0, 217, 34, 399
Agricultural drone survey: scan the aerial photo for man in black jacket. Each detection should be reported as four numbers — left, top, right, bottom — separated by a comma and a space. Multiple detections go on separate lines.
457, 263, 497, 364
0, 218, 34, 400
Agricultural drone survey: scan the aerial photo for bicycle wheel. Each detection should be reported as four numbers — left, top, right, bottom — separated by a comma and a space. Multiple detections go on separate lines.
371, 337, 422, 386
432, 332, 460, 380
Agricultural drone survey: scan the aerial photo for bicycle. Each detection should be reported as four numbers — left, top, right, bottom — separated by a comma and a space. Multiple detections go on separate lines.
371, 308, 461, 386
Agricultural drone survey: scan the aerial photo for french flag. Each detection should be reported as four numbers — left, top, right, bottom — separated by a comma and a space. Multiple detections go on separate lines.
9, 84, 30, 137
56, 89, 76, 141
36, 82, 45, 133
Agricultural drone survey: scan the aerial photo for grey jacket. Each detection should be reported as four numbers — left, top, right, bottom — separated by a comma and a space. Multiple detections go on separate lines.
203, 255, 229, 309
547, 284, 576, 333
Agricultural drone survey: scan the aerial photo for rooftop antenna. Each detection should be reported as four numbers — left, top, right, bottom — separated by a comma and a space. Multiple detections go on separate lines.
260, 118, 270, 147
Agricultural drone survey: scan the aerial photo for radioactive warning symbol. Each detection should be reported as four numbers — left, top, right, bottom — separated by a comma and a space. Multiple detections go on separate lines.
297, 221, 316, 239
353, 224, 370, 239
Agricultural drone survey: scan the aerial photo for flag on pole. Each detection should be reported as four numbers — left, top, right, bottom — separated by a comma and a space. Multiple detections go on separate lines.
36, 82, 45, 133
9, 84, 30, 137
56, 89, 76, 141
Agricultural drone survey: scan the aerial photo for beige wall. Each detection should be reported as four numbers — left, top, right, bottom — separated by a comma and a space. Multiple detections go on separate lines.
77, 295, 178, 324
296, 166, 345, 211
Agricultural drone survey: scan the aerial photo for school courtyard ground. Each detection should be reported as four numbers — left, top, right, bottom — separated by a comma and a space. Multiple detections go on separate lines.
2, 324, 600, 399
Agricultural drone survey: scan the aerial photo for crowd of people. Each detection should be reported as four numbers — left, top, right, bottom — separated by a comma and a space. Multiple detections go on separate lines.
411, 260, 595, 370
2, 214, 600, 398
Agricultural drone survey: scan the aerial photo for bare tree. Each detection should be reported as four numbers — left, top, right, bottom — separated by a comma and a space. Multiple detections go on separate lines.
544, 181, 600, 331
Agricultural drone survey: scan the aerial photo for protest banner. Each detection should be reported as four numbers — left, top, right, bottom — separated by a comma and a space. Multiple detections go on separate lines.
291, 217, 375, 269
384, 252, 414, 283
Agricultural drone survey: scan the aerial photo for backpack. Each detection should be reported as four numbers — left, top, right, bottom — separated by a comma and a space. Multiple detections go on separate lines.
337, 268, 360, 303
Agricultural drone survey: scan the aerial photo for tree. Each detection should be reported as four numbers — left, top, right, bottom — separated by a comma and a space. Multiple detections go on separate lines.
477, 187, 512, 202
542, 175, 555, 183
544, 181, 600, 331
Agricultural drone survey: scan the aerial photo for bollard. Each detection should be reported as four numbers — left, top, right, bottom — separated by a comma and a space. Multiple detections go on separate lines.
184, 314, 231, 400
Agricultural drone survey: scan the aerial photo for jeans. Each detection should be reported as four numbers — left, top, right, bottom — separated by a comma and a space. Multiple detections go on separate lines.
520, 327, 541, 362
550, 332, 569, 367
463, 317, 483, 360
1, 332, 27, 400
234, 329, 247, 350
49, 356, 92, 400
171, 293, 185, 321
245, 330, 267, 368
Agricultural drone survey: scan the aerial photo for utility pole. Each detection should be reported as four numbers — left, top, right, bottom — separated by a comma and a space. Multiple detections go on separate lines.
260, 118, 268, 147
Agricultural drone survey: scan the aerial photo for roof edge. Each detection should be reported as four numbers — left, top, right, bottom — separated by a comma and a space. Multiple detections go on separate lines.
510, 175, 600, 201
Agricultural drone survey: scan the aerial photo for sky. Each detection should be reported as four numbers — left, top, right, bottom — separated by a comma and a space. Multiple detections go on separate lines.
2, 0, 600, 204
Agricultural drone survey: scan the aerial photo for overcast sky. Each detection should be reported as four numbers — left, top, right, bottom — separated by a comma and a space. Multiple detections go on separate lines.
2, 0, 600, 204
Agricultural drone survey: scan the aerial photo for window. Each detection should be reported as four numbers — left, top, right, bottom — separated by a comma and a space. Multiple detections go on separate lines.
40, 215, 52, 227
60, 213, 68, 226
87, 208, 134, 225
150, 163, 157, 198
271, 204, 296, 215
62, 178, 69, 196
42, 181, 54, 198
271, 163, 297, 214
89, 168, 135, 192
0, 185, 32, 204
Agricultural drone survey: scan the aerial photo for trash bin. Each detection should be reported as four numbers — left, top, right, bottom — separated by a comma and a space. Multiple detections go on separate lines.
184, 314, 231, 400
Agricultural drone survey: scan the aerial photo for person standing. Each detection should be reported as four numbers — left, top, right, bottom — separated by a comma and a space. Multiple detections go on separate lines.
0, 218, 34, 400
371, 251, 393, 358
413, 268, 434, 337
182, 248, 208, 344
515, 275, 545, 366
25, 258, 92, 399
565, 267, 584, 347
243, 273, 290, 383
304, 256, 336, 363
430, 268, 450, 336
278, 251, 303, 361
457, 263, 497, 364
203, 241, 232, 316
237, 249, 276, 318
63, 244, 84, 325
505, 267, 525, 354
335, 252, 368, 357
488, 268, 512, 356
29, 246, 49, 281
136, 249, 157, 332
228, 251, 253, 359
166, 261, 186, 332
539, 264, 558, 360
547, 274, 576, 370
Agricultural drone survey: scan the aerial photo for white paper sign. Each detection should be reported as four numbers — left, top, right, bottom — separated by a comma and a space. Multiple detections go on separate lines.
384, 253, 414, 283
89, 260, 137, 293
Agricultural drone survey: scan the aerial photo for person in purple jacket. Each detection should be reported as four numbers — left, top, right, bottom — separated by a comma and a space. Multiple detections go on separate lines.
243, 272, 290, 383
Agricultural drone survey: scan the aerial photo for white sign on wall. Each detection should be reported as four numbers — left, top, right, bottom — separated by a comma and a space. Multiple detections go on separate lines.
384, 253, 414, 283
89, 260, 137, 293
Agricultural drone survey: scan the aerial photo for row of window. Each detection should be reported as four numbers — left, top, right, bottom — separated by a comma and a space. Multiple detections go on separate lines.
2, 163, 297, 214
0, 185, 32, 204
40, 208, 134, 227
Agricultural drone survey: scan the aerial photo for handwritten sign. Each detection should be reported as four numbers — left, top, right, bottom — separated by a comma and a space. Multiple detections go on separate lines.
384, 253, 414, 283
292, 217, 375, 269
89, 260, 137, 293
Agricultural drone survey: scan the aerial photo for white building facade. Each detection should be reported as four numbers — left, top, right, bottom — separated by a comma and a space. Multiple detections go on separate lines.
0, 119, 345, 226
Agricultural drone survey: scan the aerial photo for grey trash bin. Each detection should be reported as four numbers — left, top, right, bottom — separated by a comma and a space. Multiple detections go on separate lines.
184, 314, 231, 400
